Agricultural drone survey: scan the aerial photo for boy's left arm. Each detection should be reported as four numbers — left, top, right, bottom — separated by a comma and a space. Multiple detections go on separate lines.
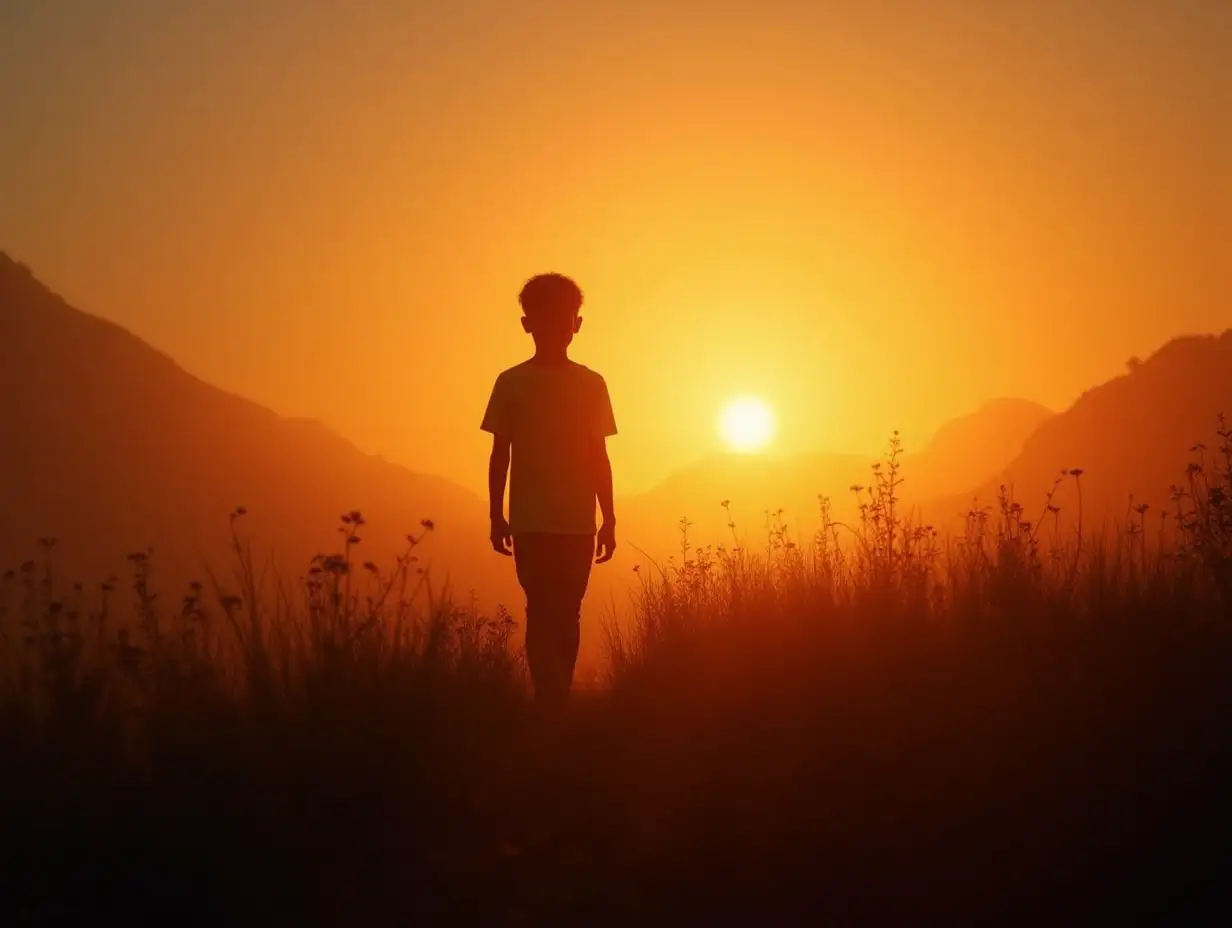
593, 375, 618, 563
594, 437, 616, 563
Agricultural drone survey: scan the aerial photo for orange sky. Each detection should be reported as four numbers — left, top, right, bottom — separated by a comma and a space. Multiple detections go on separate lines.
2, 0, 1229, 496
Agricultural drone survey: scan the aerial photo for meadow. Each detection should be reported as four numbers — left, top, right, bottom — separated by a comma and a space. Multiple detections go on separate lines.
2, 429, 1231, 925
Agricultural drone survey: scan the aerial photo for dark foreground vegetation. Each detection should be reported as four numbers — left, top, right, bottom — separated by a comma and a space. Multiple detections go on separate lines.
3, 431, 1232, 925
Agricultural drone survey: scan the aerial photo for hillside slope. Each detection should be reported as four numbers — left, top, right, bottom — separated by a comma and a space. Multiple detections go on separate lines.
0, 253, 517, 607
927, 332, 1232, 530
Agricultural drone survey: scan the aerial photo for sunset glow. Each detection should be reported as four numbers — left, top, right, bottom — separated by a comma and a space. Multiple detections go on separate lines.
1, 2, 1225, 498
1, 3, 1229, 921
718, 397, 776, 453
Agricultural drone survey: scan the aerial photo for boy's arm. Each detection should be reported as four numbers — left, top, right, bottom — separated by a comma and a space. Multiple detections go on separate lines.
594, 437, 616, 563
481, 374, 513, 556
592, 375, 618, 563
488, 435, 512, 555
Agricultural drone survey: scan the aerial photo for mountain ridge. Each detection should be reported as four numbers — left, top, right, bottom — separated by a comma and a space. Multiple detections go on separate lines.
0, 253, 511, 606
924, 330, 1232, 530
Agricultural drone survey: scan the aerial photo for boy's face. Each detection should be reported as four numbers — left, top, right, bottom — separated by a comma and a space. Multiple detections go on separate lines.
521, 310, 582, 351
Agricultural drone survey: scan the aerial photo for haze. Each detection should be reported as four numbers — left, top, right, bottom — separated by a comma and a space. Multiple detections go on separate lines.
1, 0, 1229, 496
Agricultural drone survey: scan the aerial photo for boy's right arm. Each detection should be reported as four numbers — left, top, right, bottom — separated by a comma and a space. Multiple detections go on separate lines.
481, 375, 513, 556
488, 435, 512, 556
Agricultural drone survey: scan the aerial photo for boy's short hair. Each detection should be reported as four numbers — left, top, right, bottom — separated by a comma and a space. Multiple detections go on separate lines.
519, 273, 583, 318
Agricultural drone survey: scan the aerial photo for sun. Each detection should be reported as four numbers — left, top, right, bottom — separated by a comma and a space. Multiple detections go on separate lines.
718, 396, 776, 453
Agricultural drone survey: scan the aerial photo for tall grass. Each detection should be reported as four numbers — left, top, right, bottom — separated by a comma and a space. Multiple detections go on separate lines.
3, 424, 1232, 924
601, 424, 1232, 922
1, 512, 526, 924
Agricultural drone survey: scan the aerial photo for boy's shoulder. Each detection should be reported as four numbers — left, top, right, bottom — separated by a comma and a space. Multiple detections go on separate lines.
497, 360, 607, 385
566, 360, 608, 384
491, 360, 531, 388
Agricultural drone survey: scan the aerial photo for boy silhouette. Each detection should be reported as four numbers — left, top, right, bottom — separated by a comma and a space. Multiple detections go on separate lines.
481, 273, 617, 708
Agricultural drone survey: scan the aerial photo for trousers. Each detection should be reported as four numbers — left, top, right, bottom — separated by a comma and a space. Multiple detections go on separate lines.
513, 532, 594, 706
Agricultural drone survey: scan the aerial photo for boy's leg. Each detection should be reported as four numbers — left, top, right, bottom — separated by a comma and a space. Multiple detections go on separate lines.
543, 534, 593, 702
513, 534, 551, 702
513, 534, 594, 707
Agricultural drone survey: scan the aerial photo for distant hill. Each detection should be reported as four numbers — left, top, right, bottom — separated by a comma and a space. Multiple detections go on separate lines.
926, 332, 1232, 532
620, 398, 1052, 555
906, 398, 1053, 500
620, 450, 874, 554
627, 327, 1232, 555
0, 253, 518, 607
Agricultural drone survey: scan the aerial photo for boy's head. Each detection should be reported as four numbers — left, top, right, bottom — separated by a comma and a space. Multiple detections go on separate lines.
519, 273, 583, 351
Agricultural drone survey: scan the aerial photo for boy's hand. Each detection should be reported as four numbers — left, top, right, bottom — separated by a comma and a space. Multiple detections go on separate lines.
490, 515, 513, 556
596, 521, 617, 563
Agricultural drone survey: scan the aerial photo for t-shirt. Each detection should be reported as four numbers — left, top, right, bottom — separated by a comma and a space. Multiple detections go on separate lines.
480, 360, 617, 535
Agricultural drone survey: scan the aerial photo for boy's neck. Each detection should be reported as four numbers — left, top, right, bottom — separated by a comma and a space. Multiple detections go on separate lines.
530, 348, 571, 366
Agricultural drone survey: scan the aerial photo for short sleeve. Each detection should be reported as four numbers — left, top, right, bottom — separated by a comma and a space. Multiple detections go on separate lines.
480, 375, 513, 438
594, 376, 617, 438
